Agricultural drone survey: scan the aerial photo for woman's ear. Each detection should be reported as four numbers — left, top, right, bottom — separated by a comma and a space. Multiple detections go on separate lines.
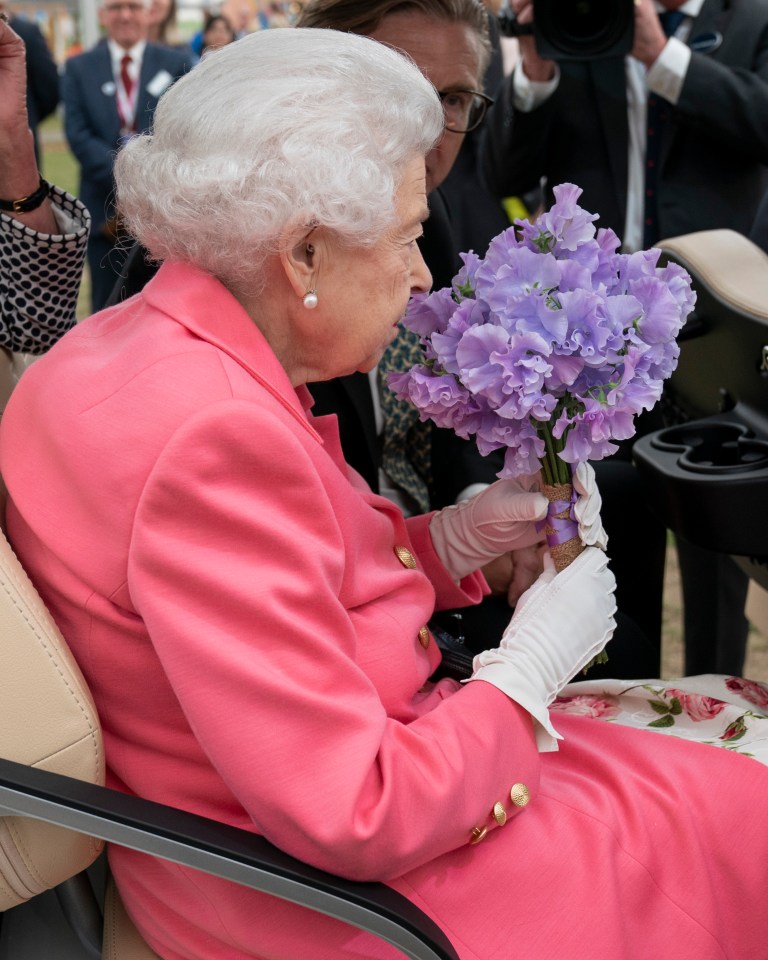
280, 235, 317, 300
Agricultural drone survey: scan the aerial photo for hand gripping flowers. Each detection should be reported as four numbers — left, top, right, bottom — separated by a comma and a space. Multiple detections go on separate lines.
390, 182, 696, 571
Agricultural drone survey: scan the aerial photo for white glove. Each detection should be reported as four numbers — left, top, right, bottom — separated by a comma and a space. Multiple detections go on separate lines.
466, 548, 617, 751
573, 462, 608, 550
430, 478, 548, 581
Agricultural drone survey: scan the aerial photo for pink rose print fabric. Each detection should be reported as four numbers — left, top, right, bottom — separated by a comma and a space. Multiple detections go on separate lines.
554, 675, 768, 763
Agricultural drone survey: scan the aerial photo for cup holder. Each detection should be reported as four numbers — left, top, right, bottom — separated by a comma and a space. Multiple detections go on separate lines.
650, 421, 768, 474
635, 411, 768, 558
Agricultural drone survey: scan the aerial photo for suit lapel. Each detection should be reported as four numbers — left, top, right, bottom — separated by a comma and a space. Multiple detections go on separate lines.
591, 58, 629, 231
136, 44, 160, 134
689, 0, 727, 43
91, 43, 122, 142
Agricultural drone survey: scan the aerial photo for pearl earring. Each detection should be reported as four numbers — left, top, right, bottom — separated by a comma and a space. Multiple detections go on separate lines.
303, 289, 318, 310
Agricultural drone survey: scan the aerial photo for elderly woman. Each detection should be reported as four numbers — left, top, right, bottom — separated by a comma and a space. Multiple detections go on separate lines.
2, 27, 768, 960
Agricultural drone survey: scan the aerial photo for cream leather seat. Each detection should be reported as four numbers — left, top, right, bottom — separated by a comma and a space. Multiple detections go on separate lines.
0, 505, 158, 958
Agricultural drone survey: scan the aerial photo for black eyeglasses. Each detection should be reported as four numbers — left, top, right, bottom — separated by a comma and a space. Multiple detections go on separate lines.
438, 89, 494, 133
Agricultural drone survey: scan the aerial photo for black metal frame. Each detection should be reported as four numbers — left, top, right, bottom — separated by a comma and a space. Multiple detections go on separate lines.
0, 758, 459, 960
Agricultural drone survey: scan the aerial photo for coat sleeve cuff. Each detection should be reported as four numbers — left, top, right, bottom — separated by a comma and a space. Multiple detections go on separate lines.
405, 512, 489, 609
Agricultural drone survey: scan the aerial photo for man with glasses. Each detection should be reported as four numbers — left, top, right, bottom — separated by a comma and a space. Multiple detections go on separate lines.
61, 0, 192, 311
300, 0, 660, 674
295, 0, 534, 659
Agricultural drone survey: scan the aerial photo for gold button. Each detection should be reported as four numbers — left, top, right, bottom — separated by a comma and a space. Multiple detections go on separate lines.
418, 626, 430, 649
510, 783, 530, 807
492, 801, 507, 826
470, 825, 488, 844
394, 545, 417, 569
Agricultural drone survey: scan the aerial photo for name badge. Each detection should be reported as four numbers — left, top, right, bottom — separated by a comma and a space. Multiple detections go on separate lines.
147, 69, 173, 98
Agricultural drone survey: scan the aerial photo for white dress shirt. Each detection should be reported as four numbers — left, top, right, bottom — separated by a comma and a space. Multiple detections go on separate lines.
107, 38, 146, 133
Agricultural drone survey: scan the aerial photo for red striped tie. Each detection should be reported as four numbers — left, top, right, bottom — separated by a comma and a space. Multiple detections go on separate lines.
120, 54, 133, 100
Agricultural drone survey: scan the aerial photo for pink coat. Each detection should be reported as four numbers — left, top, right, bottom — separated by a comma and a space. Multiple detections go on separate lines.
3, 262, 768, 960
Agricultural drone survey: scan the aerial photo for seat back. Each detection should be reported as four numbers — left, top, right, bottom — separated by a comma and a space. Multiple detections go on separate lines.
0, 523, 105, 909
103, 877, 160, 960
657, 228, 768, 422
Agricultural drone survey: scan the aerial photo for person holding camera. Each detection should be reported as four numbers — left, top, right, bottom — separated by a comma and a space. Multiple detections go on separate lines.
482, 0, 768, 676
484, 0, 768, 246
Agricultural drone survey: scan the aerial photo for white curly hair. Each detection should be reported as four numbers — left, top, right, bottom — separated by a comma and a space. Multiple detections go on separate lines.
115, 28, 444, 286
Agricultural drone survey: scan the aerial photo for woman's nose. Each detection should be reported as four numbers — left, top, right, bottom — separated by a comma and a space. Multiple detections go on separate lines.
411, 244, 432, 295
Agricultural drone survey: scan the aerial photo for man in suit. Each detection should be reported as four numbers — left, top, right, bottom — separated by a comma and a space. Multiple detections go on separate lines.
483, 0, 768, 246
1, 2, 60, 164
62, 0, 192, 311
482, 0, 768, 673
297, 0, 530, 658
299, 0, 660, 676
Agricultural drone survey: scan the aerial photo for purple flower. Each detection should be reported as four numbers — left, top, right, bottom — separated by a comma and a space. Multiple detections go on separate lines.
660, 261, 698, 319
554, 289, 613, 365
387, 182, 695, 480
554, 397, 635, 463
388, 367, 473, 435
455, 326, 558, 421
453, 249, 484, 292
628, 277, 686, 345
403, 287, 457, 338
431, 297, 490, 374
476, 243, 560, 310
535, 182, 599, 253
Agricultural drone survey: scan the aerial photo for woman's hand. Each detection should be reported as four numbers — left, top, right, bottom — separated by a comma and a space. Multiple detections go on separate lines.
468, 548, 617, 750
481, 545, 544, 605
0, 17, 56, 233
429, 477, 547, 582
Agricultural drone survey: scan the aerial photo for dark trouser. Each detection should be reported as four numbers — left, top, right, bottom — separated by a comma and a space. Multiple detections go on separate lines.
593, 458, 666, 676
676, 536, 750, 676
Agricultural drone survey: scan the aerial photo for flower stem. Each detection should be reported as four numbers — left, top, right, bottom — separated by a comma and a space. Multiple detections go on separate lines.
538, 420, 569, 485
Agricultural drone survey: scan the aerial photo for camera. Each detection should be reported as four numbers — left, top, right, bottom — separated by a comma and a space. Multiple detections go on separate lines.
498, 0, 635, 61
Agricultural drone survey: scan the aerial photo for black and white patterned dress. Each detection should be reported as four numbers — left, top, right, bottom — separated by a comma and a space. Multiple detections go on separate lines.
0, 185, 90, 355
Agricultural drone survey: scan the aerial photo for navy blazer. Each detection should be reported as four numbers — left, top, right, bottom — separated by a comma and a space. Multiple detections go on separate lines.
482, 0, 768, 242
62, 41, 192, 229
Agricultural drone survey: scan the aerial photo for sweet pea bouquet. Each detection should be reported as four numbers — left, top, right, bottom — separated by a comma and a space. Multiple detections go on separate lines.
389, 183, 696, 570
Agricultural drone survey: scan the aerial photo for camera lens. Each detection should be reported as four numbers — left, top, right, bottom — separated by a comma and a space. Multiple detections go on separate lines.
533, 0, 634, 59
560, 0, 610, 39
